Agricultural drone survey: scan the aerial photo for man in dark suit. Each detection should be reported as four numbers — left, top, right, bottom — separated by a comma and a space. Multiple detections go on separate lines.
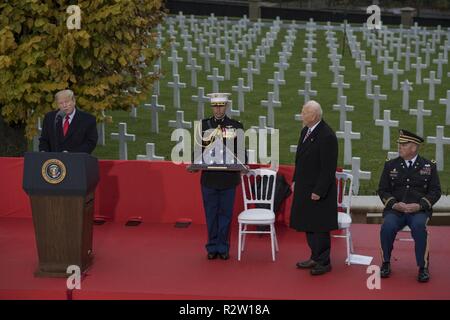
290, 100, 338, 276
39, 89, 98, 154
378, 129, 441, 282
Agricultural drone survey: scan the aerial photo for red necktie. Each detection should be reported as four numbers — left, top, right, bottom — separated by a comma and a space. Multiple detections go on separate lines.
63, 115, 70, 136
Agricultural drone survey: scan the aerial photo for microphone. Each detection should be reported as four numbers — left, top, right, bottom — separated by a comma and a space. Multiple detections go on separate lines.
54, 110, 66, 152
55, 110, 66, 121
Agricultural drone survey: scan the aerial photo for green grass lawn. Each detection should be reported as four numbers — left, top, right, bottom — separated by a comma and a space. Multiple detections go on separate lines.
93, 18, 450, 195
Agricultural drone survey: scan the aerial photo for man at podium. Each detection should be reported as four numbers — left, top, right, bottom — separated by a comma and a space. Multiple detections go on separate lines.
39, 89, 98, 154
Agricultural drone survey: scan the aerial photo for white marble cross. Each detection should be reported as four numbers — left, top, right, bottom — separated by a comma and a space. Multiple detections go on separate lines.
232, 43, 243, 68
375, 110, 399, 150
200, 46, 214, 72
225, 100, 240, 119
111, 122, 136, 160
274, 55, 289, 81
400, 80, 413, 111
242, 60, 258, 91
381, 50, 393, 75
300, 63, 317, 84
302, 51, 317, 65
183, 41, 197, 65
361, 67, 378, 95
261, 92, 281, 128
433, 53, 447, 79
412, 56, 427, 85
333, 96, 354, 131
143, 95, 165, 134
186, 57, 202, 87
168, 49, 183, 75
168, 110, 192, 130
268, 71, 286, 102
367, 85, 387, 120
343, 157, 371, 195
402, 46, 413, 71
439, 90, 450, 125
298, 81, 317, 105
191, 87, 210, 120
332, 75, 350, 102
207, 67, 224, 93
167, 74, 186, 109
427, 126, 450, 171
409, 100, 431, 137
421, 42, 435, 66
136, 143, 165, 161
423, 70, 441, 101
232, 78, 251, 112
386, 62, 404, 90
329, 61, 345, 83
336, 121, 361, 165
220, 52, 233, 80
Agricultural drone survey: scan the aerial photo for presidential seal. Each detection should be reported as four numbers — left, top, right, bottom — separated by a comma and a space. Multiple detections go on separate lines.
41, 159, 66, 184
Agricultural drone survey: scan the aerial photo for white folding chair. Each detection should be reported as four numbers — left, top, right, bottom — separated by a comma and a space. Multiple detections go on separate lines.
334, 172, 373, 265
238, 169, 278, 261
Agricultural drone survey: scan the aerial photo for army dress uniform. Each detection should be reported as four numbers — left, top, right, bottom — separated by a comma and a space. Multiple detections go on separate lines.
199, 93, 244, 260
378, 130, 441, 282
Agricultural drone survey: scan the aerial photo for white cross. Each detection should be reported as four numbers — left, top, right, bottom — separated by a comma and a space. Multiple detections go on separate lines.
343, 157, 371, 195
136, 143, 165, 161
111, 122, 136, 160
220, 52, 234, 80
427, 126, 450, 171
331, 75, 350, 102
274, 56, 289, 81
433, 53, 447, 79
168, 50, 183, 75
167, 74, 186, 109
185, 57, 202, 87
411, 56, 427, 85
336, 121, 361, 165
329, 61, 345, 83
333, 96, 354, 131
402, 46, 413, 71
207, 68, 224, 93
361, 67, 378, 95
439, 90, 450, 125
268, 71, 286, 102
409, 100, 431, 137
232, 78, 251, 112
232, 43, 243, 68
300, 63, 317, 84
183, 41, 197, 65
261, 92, 281, 128
423, 70, 441, 101
421, 42, 435, 66
242, 61, 258, 90
191, 87, 210, 120
200, 46, 214, 72
143, 95, 165, 134
400, 80, 413, 111
386, 62, 404, 91
380, 50, 393, 75
168, 110, 192, 130
367, 85, 387, 120
298, 81, 317, 105
375, 110, 399, 150
302, 51, 317, 65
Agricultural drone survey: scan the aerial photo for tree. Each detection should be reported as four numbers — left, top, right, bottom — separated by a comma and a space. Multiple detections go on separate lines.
0, 0, 167, 156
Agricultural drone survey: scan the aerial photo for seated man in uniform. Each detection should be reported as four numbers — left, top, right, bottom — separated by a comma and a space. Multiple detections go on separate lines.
378, 129, 441, 282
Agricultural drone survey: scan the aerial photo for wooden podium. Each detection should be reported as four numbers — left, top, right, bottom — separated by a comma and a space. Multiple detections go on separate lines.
22, 152, 99, 277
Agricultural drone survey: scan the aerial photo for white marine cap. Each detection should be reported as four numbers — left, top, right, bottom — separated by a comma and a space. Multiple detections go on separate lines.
207, 93, 231, 106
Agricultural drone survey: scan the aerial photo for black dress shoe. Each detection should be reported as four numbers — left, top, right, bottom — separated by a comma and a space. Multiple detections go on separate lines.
296, 259, 317, 269
417, 267, 430, 283
310, 264, 332, 275
380, 262, 391, 278
207, 252, 218, 260
219, 252, 229, 260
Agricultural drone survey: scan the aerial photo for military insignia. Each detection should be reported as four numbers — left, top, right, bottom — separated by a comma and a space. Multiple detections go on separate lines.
389, 168, 398, 177
420, 167, 431, 175
424, 164, 431, 167
41, 159, 67, 184
431, 160, 436, 164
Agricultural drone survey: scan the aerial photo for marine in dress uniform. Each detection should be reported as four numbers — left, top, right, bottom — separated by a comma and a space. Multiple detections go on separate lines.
194, 93, 244, 260
378, 129, 441, 282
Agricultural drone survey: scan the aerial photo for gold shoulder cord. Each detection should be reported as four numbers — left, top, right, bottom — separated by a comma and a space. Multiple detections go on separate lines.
194, 123, 223, 151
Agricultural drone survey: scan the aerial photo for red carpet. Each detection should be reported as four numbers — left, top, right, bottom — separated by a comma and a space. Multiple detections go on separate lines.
1, 218, 450, 300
